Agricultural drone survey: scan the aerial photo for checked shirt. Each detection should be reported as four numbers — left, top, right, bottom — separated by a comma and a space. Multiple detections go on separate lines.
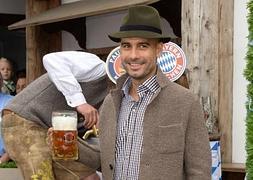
114, 75, 160, 180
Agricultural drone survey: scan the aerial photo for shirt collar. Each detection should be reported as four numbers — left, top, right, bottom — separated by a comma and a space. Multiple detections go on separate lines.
3, 80, 14, 84
121, 75, 159, 98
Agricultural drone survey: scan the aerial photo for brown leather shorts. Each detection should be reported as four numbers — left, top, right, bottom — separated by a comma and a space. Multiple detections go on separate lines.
1, 112, 95, 180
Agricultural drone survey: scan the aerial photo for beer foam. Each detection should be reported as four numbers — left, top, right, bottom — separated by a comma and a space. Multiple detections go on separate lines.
52, 116, 77, 130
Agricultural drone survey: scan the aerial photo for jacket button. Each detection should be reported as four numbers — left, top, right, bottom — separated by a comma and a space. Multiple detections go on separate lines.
109, 164, 113, 170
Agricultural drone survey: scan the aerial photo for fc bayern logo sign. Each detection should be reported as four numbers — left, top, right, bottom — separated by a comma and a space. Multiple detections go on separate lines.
157, 42, 186, 82
106, 42, 187, 84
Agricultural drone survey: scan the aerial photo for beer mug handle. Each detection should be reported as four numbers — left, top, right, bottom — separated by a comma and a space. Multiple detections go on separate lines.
83, 125, 99, 140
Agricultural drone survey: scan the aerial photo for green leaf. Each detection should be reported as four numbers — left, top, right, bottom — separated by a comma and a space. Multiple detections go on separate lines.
0, 161, 17, 168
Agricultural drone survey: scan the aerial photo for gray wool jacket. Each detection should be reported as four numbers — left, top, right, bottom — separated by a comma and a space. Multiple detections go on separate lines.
97, 68, 211, 180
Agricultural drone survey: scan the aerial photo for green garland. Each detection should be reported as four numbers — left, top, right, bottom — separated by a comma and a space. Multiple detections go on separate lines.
0, 161, 17, 168
245, 1, 253, 179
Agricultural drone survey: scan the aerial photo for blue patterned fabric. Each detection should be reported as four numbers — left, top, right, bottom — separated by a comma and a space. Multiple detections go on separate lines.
0, 93, 13, 156
157, 51, 176, 72
210, 141, 222, 180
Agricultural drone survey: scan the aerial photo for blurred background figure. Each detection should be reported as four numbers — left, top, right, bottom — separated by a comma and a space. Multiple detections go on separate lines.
15, 69, 26, 94
0, 73, 13, 164
0, 57, 15, 95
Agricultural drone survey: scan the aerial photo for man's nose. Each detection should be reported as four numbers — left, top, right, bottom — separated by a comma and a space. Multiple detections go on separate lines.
129, 48, 138, 59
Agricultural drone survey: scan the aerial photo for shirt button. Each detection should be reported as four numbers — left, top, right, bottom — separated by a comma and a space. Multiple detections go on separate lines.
109, 164, 113, 170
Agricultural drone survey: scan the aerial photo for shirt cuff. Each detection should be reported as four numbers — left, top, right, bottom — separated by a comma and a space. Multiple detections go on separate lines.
65, 92, 87, 107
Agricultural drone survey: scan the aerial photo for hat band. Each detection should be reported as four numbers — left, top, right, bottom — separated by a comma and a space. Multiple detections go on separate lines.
120, 25, 162, 34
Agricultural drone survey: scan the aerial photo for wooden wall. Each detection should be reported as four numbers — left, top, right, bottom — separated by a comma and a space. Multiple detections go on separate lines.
182, 0, 234, 162
26, 0, 61, 83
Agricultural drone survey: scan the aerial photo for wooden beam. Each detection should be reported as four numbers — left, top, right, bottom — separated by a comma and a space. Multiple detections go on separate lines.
182, 0, 233, 162
182, 0, 201, 95
222, 163, 245, 173
26, 0, 61, 83
218, 0, 233, 163
10, 0, 160, 30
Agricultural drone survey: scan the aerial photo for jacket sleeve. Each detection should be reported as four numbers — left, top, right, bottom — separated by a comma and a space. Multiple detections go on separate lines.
184, 97, 212, 180
77, 137, 101, 170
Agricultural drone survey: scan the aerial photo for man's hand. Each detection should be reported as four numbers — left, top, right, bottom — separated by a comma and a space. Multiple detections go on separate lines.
46, 127, 53, 150
76, 103, 99, 129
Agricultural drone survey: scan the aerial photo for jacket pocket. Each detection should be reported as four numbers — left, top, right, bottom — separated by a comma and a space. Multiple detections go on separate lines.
155, 123, 184, 154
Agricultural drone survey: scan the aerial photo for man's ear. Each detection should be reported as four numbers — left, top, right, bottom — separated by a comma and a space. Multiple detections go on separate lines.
156, 42, 163, 57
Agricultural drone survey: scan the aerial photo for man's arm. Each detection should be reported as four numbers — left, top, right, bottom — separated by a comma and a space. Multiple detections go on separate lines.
43, 51, 106, 128
184, 98, 212, 180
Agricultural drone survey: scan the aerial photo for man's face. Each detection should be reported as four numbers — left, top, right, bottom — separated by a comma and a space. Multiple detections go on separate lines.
0, 61, 12, 81
120, 37, 163, 84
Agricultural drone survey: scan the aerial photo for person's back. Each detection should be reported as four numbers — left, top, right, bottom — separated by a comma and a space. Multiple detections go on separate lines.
6, 73, 107, 128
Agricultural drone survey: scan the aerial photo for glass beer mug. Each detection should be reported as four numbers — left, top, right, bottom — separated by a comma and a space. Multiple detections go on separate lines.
51, 110, 78, 160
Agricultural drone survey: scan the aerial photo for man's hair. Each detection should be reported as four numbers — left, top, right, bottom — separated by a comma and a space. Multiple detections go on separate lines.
16, 69, 26, 78
0, 57, 13, 69
15, 69, 26, 84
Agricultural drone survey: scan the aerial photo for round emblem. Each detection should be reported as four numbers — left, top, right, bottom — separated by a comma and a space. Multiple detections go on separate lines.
106, 42, 186, 83
157, 42, 187, 82
106, 46, 125, 84
64, 132, 75, 144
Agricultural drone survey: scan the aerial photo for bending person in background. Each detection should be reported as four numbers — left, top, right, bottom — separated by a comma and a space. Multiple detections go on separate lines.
1, 51, 107, 180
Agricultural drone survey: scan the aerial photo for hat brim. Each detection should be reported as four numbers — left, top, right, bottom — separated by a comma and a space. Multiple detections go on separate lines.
108, 30, 171, 43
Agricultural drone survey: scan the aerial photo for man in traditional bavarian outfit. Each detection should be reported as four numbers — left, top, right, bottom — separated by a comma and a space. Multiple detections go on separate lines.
97, 5, 211, 179
2, 51, 107, 179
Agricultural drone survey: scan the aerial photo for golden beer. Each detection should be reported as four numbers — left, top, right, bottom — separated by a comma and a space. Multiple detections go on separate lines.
52, 111, 78, 160
52, 130, 78, 160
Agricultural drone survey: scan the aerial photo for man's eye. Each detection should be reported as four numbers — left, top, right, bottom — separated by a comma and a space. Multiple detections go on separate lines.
121, 44, 130, 48
140, 44, 148, 48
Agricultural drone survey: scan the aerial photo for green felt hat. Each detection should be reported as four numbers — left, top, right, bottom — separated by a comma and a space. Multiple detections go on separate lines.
108, 5, 171, 43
